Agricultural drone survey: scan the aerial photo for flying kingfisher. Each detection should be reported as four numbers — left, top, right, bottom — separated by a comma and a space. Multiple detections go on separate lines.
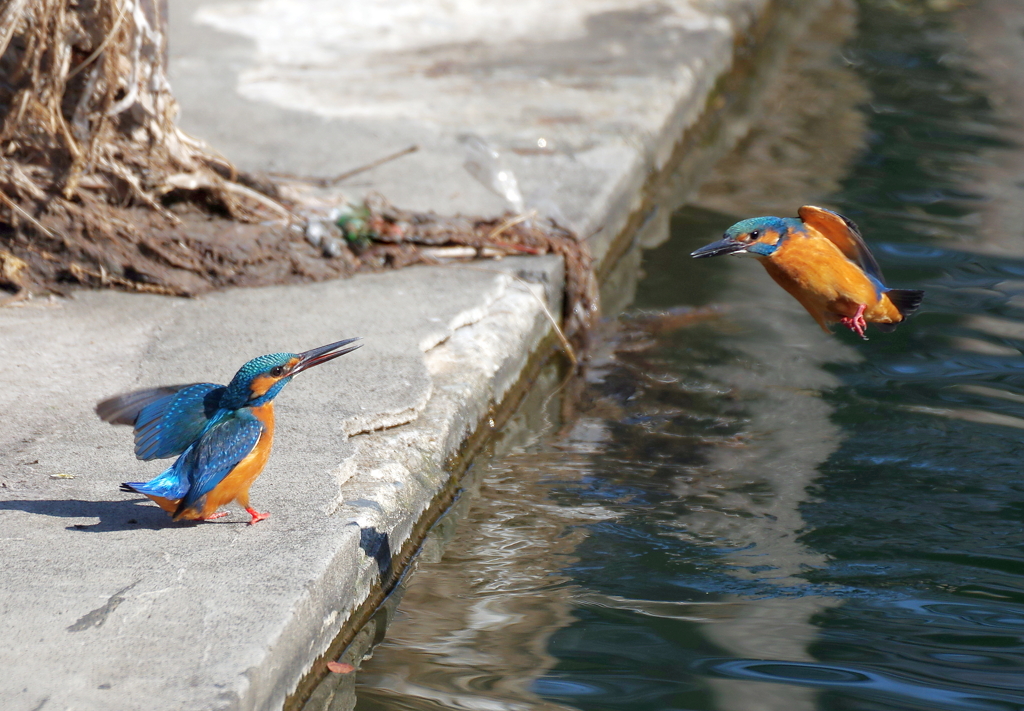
97, 338, 361, 524
691, 205, 923, 338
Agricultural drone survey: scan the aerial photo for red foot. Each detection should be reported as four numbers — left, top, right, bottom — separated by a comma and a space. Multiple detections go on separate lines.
245, 507, 270, 525
839, 304, 868, 340
202, 511, 229, 521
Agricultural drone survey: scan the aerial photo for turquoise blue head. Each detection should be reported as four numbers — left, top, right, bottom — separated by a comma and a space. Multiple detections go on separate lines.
223, 338, 361, 409
691, 215, 800, 259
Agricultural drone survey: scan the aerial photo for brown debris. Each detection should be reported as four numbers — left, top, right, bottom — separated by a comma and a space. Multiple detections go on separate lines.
0, 0, 291, 292
325, 661, 355, 674
0, 0, 597, 341
347, 196, 598, 337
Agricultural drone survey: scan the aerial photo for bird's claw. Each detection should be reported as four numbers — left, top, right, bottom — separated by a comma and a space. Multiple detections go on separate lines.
245, 507, 270, 525
202, 511, 229, 521
839, 304, 868, 340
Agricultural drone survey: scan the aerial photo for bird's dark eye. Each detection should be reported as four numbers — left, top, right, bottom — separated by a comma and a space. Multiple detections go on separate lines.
270, 366, 285, 377
749, 230, 760, 240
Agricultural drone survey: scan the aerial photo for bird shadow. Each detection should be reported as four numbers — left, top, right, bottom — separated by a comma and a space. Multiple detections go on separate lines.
359, 526, 394, 582
0, 497, 227, 532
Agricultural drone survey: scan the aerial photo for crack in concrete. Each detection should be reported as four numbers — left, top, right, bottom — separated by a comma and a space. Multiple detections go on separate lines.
67, 581, 139, 633
341, 273, 513, 437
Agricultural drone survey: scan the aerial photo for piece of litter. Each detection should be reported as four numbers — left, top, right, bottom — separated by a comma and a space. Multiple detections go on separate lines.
50, 473, 75, 479
327, 661, 355, 674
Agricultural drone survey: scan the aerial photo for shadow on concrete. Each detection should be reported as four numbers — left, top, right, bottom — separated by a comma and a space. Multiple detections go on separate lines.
0, 497, 212, 531
359, 526, 393, 580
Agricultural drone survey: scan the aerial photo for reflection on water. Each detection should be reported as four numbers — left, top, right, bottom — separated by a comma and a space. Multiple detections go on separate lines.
313, 0, 1024, 709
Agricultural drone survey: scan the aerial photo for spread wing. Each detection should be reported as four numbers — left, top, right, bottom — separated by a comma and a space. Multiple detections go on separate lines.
798, 205, 885, 283
132, 384, 226, 461
175, 414, 264, 515
96, 384, 193, 425
96, 383, 226, 461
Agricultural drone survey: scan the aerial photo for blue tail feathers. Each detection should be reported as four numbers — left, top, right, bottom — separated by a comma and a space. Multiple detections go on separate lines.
120, 459, 191, 501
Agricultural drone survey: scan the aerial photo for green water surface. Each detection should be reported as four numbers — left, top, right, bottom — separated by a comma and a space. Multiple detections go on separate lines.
347, 1, 1024, 709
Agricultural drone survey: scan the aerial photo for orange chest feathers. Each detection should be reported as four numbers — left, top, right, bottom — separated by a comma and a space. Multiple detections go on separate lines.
764, 235, 884, 306
235, 402, 275, 485
208, 403, 276, 503
760, 236, 903, 326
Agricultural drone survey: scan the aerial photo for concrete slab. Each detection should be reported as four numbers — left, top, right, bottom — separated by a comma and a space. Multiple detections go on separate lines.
168, 0, 769, 261
0, 257, 561, 711
0, 0, 813, 707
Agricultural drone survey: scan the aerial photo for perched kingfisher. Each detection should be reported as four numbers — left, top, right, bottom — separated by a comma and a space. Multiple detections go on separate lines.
97, 338, 361, 524
691, 205, 923, 338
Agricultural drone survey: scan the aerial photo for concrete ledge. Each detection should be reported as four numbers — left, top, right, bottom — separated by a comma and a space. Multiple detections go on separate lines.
169, 0, 775, 261
0, 0, 826, 707
0, 257, 560, 711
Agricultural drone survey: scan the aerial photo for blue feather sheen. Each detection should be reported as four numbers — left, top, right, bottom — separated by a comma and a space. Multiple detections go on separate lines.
118, 347, 349, 516
175, 411, 264, 513
724, 216, 796, 241
133, 383, 225, 461
867, 273, 886, 300
123, 451, 193, 500
222, 353, 294, 409
748, 241, 780, 256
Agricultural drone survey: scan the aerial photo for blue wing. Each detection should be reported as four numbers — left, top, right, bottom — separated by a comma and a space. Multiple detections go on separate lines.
97, 384, 193, 425
97, 382, 226, 460
175, 413, 264, 515
132, 384, 226, 461
798, 205, 885, 284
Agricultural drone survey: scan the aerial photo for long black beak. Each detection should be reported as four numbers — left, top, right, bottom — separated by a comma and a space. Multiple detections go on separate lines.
690, 238, 749, 259
292, 337, 362, 375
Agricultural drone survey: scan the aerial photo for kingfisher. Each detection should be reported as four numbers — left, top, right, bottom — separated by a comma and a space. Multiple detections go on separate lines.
691, 205, 923, 338
96, 338, 361, 524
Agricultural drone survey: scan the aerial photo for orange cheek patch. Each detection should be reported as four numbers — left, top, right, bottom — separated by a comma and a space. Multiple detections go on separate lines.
250, 374, 278, 397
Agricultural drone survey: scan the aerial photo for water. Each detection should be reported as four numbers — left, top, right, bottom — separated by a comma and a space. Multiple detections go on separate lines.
325, 0, 1024, 708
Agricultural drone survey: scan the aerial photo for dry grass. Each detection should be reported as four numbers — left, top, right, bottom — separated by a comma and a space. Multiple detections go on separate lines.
0, 0, 596, 341
0, 0, 291, 295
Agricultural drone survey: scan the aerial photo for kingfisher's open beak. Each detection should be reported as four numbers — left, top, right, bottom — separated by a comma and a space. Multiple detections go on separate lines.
690, 238, 749, 259
292, 337, 362, 375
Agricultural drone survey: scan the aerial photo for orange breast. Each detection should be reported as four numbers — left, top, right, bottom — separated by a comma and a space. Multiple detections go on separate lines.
761, 236, 902, 329
145, 495, 180, 514
197, 403, 276, 517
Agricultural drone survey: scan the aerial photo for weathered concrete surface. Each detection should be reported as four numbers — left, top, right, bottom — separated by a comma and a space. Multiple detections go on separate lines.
170, 0, 772, 262
0, 258, 561, 711
0, 0, 813, 708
